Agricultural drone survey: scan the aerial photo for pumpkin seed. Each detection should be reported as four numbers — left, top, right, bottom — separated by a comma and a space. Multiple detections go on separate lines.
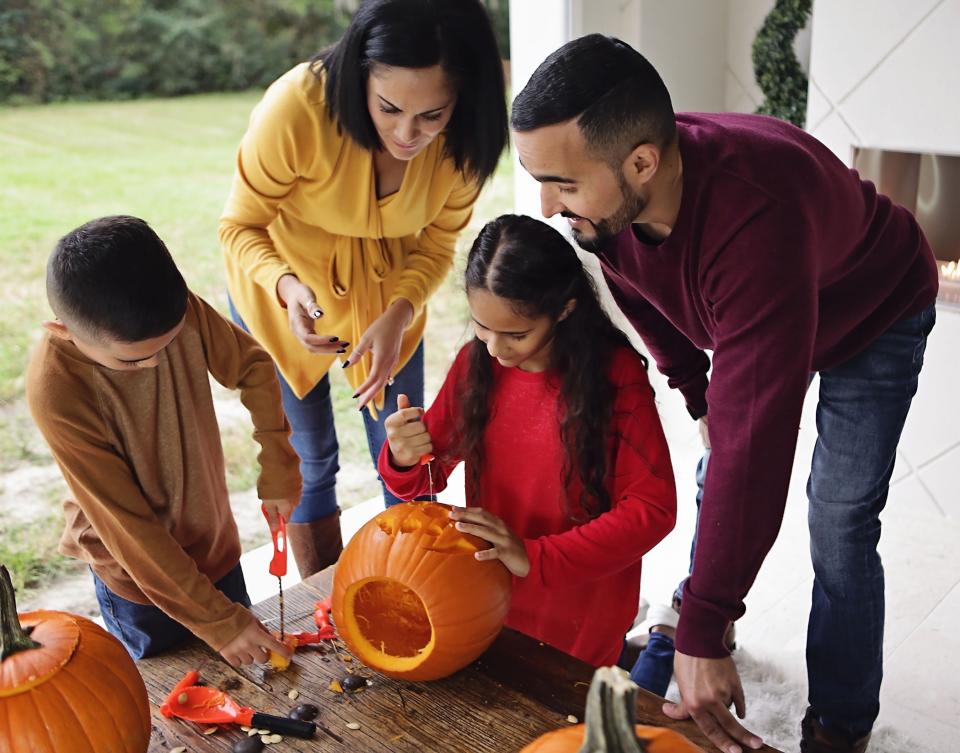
288, 688, 300, 700
346, 722, 361, 730
248, 728, 260, 736
566, 714, 579, 724
240, 726, 251, 732
203, 726, 218, 735
265, 735, 283, 744
169, 748, 186, 753
177, 692, 189, 704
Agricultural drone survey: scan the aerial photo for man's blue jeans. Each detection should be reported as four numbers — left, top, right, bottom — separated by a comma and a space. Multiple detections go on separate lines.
93, 563, 251, 660
229, 299, 425, 518
632, 304, 935, 733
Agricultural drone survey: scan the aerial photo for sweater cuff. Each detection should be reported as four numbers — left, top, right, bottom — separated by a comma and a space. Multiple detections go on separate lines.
522, 538, 544, 587
679, 373, 709, 420
674, 582, 733, 659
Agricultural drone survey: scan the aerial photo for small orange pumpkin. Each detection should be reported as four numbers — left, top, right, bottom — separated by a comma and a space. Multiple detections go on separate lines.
332, 501, 511, 681
520, 667, 704, 753
0, 564, 151, 753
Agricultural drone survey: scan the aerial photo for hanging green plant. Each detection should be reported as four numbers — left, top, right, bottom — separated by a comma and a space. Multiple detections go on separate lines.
752, 0, 812, 127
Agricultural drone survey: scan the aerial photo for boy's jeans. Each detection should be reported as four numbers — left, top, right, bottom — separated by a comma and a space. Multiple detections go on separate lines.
228, 298, 424, 518
634, 303, 935, 733
93, 563, 251, 660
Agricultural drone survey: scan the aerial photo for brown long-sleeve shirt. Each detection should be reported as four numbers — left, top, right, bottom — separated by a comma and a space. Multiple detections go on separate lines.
26, 292, 301, 650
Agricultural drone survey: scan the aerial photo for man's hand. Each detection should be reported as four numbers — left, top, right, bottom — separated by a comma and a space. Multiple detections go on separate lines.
261, 497, 298, 530
449, 507, 530, 577
663, 650, 763, 753
219, 615, 293, 667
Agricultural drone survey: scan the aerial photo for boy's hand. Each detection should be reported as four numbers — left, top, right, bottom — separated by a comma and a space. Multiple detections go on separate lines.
261, 497, 297, 531
276, 274, 348, 355
384, 393, 432, 468
220, 616, 292, 667
449, 507, 530, 577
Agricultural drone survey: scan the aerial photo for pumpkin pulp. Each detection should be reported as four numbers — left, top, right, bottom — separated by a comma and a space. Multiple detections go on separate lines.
341, 577, 435, 673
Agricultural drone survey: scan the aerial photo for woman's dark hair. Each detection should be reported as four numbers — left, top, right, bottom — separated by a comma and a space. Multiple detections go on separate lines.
458, 214, 647, 519
314, 0, 508, 185
512, 34, 675, 169
47, 215, 188, 343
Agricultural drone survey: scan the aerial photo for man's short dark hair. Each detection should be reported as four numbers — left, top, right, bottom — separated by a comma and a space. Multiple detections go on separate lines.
315, 0, 508, 185
47, 216, 188, 343
511, 34, 676, 167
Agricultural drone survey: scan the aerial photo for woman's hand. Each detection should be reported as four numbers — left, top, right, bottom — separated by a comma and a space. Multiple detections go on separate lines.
384, 393, 433, 468
276, 274, 347, 355
449, 507, 530, 577
346, 299, 414, 409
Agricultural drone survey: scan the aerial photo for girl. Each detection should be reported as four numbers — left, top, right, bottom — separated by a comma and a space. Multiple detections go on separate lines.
379, 214, 677, 668
220, 0, 508, 577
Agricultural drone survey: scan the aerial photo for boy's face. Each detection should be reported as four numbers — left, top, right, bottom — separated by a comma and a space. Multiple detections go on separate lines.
44, 317, 186, 371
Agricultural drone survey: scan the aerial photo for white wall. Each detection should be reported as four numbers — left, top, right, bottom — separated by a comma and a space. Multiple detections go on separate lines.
806, 0, 960, 162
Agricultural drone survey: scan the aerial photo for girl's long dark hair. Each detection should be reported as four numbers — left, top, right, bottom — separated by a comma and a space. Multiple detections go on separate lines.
458, 214, 648, 519
313, 0, 508, 185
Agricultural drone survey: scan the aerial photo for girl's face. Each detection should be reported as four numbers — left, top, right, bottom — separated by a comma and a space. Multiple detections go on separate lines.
468, 288, 559, 373
366, 63, 457, 161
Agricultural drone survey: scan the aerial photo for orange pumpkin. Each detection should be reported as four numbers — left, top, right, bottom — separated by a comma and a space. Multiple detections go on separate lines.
520, 667, 704, 753
332, 501, 511, 681
0, 564, 150, 753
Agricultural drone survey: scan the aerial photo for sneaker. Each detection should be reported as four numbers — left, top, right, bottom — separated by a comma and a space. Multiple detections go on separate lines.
800, 707, 871, 753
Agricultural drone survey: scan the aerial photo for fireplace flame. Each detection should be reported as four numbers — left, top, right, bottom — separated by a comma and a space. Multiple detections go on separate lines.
942, 261, 960, 281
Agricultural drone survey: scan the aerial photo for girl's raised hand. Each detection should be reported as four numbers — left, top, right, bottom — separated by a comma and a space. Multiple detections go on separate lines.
384, 393, 433, 468
449, 507, 530, 577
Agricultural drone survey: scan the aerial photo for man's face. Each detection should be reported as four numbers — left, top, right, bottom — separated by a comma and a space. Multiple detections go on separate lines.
513, 120, 645, 252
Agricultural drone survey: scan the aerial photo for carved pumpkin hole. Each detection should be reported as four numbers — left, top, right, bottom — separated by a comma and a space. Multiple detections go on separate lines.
353, 579, 431, 658
425, 524, 444, 537
399, 517, 422, 534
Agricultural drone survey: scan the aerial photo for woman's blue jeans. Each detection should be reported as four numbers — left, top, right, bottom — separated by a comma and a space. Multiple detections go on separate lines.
632, 304, 935, 734
228, 299, 424, 518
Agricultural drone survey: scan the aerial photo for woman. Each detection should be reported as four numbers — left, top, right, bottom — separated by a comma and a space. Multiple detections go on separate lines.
220, 0, 507, 577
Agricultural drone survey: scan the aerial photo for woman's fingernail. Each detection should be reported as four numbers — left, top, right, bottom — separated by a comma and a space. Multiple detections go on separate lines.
342, 361, 351, 369
337, 348, 346, 354
329, 337, 339, 342
351, 392, 359, 399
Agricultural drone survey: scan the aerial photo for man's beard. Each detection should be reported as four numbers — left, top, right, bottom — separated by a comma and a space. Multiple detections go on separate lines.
566, 175, 646, 254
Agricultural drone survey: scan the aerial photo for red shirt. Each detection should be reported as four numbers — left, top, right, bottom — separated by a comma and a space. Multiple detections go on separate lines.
597, 112, 939, 657
378, 344, 677, 666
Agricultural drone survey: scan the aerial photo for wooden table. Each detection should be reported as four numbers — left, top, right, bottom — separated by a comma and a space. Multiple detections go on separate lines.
141, 568, 783, 752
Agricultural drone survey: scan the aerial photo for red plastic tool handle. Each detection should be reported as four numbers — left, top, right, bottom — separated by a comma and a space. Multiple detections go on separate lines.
261, 504, 287, 578
160, 670, 200, 718
419, 453, 435, 465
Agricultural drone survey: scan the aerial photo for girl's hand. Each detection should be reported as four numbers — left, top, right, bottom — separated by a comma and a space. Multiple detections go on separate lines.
449, 507, 530, 577
276, 274, 348, 355
384, 393, 433, 468
346, 299, 414, 409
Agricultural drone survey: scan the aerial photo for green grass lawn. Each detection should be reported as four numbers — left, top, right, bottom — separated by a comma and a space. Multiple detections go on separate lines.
0, 91, 513, 509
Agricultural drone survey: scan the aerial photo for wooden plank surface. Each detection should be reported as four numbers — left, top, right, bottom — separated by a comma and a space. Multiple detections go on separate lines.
141, 567, 783, 752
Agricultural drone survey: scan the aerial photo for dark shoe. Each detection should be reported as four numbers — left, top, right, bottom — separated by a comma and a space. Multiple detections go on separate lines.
287, 512, 343, 579
800, 707, 871, 753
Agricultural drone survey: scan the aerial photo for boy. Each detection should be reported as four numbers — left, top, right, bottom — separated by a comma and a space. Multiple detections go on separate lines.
26, 215, 300, 666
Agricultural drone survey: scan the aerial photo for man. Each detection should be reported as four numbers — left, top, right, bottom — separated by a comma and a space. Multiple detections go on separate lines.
511, 34, 937, 753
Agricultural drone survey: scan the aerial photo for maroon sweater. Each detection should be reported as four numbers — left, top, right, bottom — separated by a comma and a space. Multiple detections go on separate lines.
597, 112, 938, 658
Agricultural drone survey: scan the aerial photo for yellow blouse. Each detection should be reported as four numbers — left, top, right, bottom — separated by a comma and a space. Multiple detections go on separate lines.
219, 63, 480, 412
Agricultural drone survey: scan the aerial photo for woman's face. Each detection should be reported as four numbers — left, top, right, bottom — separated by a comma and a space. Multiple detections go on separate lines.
366, 63, 457, 161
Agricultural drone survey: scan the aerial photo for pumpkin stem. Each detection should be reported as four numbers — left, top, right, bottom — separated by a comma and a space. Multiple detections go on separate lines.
576, 667, 649, 753
0, 564, 41, 661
